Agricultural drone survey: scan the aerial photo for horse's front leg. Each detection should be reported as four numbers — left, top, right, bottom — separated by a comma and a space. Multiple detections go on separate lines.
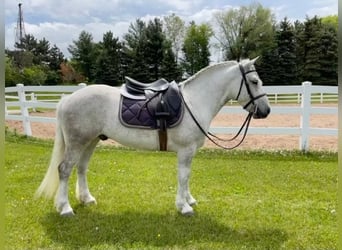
176, 148, 197, 216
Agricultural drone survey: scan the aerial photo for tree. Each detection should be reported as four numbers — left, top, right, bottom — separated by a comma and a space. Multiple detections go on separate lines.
5, 55, 21, 87
21, 65, 47, 85
301, 17, 322, 83
214, 3, 276, 60
9, 33, 65, 85
161, 40, 182, 81
94, 31, 123, 85
144, 18, 166, 81
123, 18, 181, 82
276, 17, 297, 84
48, 45, 65, 71
15, 34, 37, 51
68, 31, 97, 81
293, 20, 306, 83
321, 15, 338, 30
163, 13, 185, 64
317, 23, 337, 84
182, 21, 212, 76
33, 38, 50, 65
293, 16, 337, 85
123, 19, 150, 81
60, 62, 85, 84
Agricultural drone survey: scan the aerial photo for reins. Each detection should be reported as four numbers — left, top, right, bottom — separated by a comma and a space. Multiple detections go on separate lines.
180, 91, 253, 150
180, 63, 265, 150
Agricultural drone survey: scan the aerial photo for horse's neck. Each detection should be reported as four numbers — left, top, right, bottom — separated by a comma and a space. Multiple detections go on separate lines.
181, 65, 238, 129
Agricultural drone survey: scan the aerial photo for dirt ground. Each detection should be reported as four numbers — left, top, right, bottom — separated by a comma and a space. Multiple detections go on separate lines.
5, 104, 338, 151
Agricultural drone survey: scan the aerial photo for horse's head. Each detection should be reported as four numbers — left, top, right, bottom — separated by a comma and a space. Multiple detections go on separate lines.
235, 57, 270, 119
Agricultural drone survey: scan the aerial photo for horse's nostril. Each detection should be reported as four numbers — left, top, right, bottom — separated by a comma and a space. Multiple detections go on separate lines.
267, 107, 271, 115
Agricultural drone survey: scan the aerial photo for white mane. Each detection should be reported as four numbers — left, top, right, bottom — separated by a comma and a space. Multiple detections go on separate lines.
181, 60, 239, 86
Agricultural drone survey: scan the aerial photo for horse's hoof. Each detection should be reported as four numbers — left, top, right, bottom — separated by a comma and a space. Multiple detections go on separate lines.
188, 200, 197, 207
61, 210, 75, 217
182, 210, 195, 216
181, 205, 194, 216
83, 198, 97, 206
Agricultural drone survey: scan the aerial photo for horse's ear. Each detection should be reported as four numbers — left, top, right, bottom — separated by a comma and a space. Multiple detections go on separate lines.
250, 56, 260, 64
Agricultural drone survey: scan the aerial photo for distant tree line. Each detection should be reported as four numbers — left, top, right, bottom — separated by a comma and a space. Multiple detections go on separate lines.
5, 3, 337, 87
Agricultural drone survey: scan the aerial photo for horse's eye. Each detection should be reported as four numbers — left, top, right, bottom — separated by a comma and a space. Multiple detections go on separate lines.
251, 80, 258, 85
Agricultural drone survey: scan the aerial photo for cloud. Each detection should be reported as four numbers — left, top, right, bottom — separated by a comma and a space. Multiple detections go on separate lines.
5, 20, 132, 57
5, 0, 219, 58
306, 5, 337, 17
6, 0, 336, 60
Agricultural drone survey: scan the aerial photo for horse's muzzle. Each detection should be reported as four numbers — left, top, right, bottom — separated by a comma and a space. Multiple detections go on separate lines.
253, 105, 271, 119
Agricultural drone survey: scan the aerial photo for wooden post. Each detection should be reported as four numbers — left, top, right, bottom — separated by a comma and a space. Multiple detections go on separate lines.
299, 81, 311, 152
78, 83, 87, 87
30, 92, 36, 112
17, 84, 32, 136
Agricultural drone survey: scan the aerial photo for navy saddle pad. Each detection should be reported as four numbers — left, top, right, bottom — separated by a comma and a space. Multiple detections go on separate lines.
119, 81, 183, 129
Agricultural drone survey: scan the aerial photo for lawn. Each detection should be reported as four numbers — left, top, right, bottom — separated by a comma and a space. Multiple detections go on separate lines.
5, 133, 337, 249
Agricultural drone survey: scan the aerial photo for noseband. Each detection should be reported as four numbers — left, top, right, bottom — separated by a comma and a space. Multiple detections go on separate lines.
236, 64, 266, 110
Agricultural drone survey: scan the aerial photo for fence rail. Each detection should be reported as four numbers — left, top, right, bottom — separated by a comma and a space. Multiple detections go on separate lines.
5, 82, 338, 151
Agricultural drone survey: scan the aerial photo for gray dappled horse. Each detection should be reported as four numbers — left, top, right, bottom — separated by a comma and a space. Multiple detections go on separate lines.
35, 58, 270, 216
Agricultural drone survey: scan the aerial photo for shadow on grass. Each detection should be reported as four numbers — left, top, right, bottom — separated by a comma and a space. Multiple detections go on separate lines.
41, 207, 288, 249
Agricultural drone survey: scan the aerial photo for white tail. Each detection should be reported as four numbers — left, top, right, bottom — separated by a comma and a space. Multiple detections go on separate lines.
35, 121, 65, 199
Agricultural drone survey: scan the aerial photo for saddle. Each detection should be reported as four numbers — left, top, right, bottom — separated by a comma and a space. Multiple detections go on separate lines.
120, 76, 184, 151
124, 76, 170, 95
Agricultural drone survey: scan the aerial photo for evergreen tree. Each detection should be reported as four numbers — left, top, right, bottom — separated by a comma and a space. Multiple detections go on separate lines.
48, 45, 65, 71
123, 19, 150, 81
317, 24, 337, 85
293, 20, 306, 83
94, 31, 123, 85
15, 34, 37, 51
276, 17, 297, 84
123, 18, 181, 82
161, 40, 182, 82
68, 31, 97, 81
257, 46, 279, 85
34, 38, 50, 65
144, 18, 166, 81
301, 17, 322, 84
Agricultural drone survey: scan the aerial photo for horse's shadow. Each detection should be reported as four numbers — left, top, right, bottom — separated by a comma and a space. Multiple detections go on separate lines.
41, 207, 288, 249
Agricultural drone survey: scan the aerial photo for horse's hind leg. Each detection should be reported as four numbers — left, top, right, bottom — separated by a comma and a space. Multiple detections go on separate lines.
55, 146, 83, 216
76, 138, 99, 205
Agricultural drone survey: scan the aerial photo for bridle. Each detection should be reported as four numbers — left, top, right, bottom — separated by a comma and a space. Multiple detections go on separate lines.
236, 64, 267, 110
180, 63, 267, 150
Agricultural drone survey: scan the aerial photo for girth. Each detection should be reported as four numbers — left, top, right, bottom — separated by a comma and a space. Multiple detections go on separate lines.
120, 77, 183, 151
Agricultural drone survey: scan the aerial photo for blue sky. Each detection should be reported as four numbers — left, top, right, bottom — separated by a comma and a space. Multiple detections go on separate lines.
5, 0, 337, 58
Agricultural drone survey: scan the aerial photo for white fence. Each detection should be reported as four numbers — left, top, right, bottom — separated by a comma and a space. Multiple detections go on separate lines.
5, 82, 338, 151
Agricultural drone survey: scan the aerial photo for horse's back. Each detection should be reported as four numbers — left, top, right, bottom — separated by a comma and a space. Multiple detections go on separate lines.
58, 85, 119, 113
56, 85, 121, 141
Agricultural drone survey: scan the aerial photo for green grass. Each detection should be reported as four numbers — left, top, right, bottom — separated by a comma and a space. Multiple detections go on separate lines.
5, 133, 337, 249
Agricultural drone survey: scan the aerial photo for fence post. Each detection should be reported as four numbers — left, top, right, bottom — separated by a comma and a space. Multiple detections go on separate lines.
30, 92, 37, 112
299, 81, 311, 152
17, 84, 32, 136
